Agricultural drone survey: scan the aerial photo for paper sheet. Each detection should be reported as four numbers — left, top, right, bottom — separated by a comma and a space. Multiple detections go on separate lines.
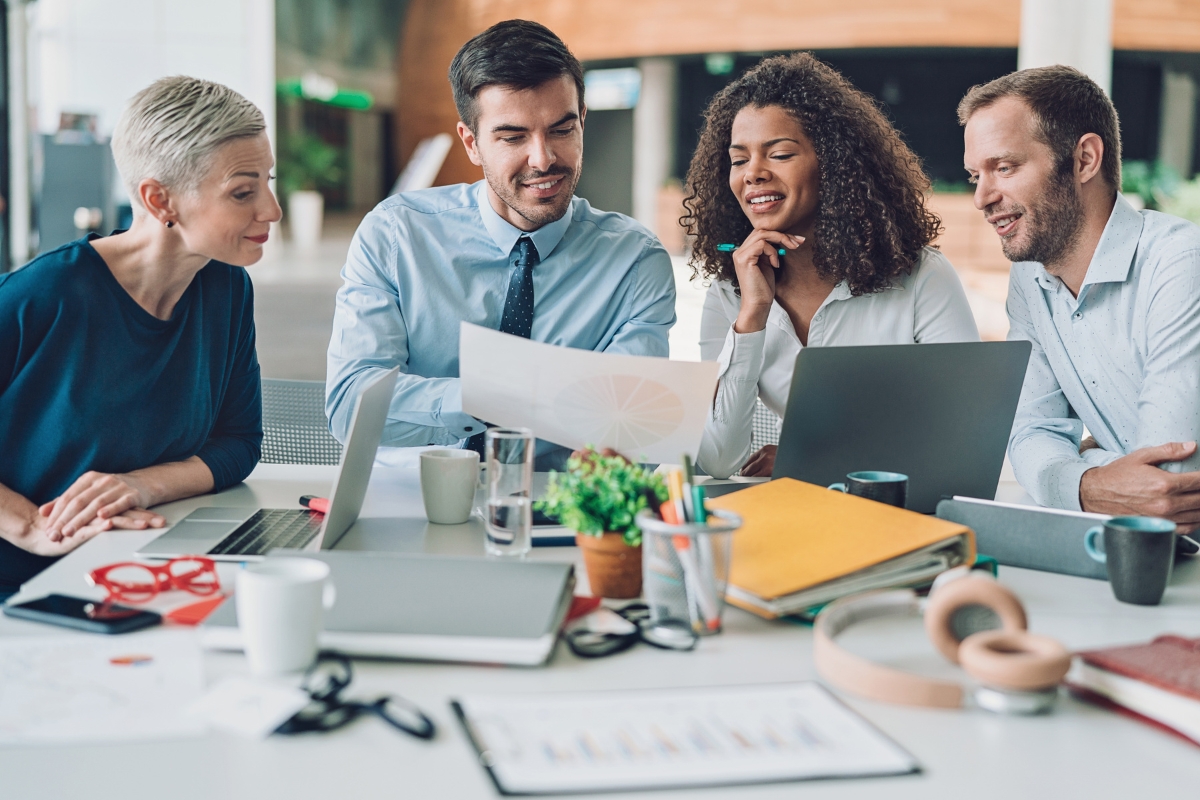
453, 682, 919, 795
0, 630, 206, 746
459, 323, 719, 463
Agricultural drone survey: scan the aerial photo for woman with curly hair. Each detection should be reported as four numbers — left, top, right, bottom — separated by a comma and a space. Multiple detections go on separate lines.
685, 53, 979, 479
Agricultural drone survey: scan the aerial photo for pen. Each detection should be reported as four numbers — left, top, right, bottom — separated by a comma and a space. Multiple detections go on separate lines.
680, 455, 695, 522
299, 495, 329, 514
668, 470, 688, 524
717, 243, 787, 256
692, 484, 708, 524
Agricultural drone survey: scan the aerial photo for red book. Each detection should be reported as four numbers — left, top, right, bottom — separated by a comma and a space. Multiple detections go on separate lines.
1067, 636, 1200, 747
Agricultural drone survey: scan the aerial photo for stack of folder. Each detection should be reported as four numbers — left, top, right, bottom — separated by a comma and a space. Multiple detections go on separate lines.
708, 478, 976, 619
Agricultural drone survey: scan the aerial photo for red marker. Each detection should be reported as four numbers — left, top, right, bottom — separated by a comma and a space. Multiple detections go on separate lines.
299, 495, 329, 514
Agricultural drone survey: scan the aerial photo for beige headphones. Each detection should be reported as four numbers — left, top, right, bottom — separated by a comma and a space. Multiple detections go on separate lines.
814, 567, 1071, 714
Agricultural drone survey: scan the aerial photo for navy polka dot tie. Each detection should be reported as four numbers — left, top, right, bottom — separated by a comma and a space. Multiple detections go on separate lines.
466, 237, 539, 454
499, 237, 537, 339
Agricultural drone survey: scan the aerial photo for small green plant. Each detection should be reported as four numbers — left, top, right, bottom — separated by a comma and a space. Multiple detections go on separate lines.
536, 449, 668, 547
278, 132, 345, 198
1161, 177, 1200, 226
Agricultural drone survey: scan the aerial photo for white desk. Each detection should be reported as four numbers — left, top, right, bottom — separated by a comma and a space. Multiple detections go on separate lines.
3, 463, 1199, 800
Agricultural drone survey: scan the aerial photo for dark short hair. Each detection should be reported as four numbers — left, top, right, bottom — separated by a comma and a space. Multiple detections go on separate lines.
957, 65, 1122, 190
449, 20, 584, 132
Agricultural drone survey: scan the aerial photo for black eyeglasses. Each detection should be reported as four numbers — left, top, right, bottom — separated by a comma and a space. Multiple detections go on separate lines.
564, 602, 699, 659
275, 654, 436, 740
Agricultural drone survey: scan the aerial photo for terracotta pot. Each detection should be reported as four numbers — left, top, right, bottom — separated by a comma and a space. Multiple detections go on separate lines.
576, 532, 643, 599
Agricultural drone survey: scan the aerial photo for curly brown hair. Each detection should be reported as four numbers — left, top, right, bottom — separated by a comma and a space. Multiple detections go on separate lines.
681, 52, 941, 296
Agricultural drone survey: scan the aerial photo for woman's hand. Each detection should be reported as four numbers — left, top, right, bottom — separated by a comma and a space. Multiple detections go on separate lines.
39, 472, 166, 542
740, 445, 777, 478
731, 230, 804, 334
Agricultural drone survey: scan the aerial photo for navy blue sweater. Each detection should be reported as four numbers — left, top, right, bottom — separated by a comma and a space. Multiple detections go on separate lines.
0, 236, 262, 591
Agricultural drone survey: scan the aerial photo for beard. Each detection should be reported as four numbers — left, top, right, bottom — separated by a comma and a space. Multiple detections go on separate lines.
481, 161, 580, 229
994, 165, 1085, 267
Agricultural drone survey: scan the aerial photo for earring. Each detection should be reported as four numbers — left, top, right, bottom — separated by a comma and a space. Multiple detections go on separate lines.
165, 220, 174, 228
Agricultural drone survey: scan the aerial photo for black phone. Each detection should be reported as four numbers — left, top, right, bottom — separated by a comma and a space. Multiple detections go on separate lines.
3, 594, 161, 634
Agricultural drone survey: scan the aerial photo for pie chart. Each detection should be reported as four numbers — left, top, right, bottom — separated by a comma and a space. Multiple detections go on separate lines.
554, 375, 686, 451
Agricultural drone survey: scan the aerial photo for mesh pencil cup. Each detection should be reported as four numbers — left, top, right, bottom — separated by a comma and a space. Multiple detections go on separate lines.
637, 509, 741, 636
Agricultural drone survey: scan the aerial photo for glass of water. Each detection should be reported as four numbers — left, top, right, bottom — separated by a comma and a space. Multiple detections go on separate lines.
483, 428, 534, 557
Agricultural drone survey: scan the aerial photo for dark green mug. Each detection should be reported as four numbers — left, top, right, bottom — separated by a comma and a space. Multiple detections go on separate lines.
828, 471, 908, 509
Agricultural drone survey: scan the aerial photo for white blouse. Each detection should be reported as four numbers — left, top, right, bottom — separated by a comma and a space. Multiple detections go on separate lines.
697, 247, 981, 478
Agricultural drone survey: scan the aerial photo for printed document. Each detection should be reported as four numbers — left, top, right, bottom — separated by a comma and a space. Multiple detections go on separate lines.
0, 630, 205, 746
459, 323, 719, 463
453, 682, 918, 794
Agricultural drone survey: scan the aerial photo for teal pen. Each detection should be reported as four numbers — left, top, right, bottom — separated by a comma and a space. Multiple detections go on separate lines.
692, 484, 708, 524
717, 243, 787, 256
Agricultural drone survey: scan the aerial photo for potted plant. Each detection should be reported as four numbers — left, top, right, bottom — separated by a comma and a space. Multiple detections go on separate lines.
537, 449, 668, 599
278, 132, 345, 249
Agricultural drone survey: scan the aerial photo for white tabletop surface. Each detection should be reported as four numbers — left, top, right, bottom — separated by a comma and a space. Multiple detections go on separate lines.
3, 462, 1199, 799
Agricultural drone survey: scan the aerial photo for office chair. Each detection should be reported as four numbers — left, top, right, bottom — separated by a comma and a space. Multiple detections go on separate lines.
261, 378, 343, 465
751, 399, 782, 450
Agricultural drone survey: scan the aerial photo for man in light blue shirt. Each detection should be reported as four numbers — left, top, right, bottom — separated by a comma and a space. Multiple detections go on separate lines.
326, 21, 675, 465
961, 66, 1200, 532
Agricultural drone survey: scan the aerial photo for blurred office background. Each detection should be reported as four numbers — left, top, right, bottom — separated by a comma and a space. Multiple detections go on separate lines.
1, 0, 1198, 377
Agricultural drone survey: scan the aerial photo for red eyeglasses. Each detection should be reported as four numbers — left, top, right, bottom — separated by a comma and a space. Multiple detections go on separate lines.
87, 556, 221, 603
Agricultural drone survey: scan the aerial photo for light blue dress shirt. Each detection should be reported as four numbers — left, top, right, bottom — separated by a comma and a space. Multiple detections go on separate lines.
326, 181, 677, 449
1006, 194, 1200, 510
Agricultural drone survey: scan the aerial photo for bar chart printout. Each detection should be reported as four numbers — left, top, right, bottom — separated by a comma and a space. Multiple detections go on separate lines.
453, 682, 919, 794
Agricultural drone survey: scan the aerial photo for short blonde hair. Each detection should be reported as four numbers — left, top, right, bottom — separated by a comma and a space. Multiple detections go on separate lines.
112, 76, 265, 208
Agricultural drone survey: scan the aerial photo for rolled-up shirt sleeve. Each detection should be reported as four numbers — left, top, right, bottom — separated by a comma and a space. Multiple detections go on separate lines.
326, 210, 482, 446
697, 285, 764, 479
1006, 273, 1099, 510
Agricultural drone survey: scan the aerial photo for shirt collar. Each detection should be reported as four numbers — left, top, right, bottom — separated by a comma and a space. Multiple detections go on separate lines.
1034, 193, 1143, 290
475, 180, 574, 260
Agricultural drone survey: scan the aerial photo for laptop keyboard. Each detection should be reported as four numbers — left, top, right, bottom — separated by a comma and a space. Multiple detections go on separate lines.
209, 509, 324, 556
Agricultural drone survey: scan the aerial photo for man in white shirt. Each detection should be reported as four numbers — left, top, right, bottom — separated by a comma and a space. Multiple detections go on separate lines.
961, 65, 1200, 533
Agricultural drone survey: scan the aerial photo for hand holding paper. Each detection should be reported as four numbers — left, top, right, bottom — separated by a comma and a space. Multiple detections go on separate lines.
459, 323, 718, 463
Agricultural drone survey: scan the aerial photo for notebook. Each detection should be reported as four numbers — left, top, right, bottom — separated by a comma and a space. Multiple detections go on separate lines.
200, 551, 575, 667
1067, 635, 1200, 747
708, 478, 975, 618
453, 682, 919, 795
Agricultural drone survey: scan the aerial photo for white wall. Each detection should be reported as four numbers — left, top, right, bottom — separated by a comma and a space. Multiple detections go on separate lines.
30, 0, 274, 143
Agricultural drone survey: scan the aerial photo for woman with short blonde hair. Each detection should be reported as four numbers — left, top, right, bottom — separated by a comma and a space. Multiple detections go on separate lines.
0, 76, 281, 596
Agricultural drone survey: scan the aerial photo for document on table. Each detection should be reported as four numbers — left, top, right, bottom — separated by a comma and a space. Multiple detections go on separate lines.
452, 682, 919, 795
0, 630, 206, 746
459, 323, 719, 463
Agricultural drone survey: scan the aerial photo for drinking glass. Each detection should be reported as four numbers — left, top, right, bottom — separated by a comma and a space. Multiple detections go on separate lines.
483, 427, 534, 557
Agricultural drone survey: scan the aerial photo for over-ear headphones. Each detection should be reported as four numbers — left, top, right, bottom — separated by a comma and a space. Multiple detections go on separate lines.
814, 567, 1071, 714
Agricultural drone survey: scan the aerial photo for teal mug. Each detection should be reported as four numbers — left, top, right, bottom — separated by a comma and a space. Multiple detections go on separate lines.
828, 471, 908, 509
1085, 516, 1176, 606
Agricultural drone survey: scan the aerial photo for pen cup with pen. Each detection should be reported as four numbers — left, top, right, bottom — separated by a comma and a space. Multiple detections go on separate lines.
637, 509, 741, 637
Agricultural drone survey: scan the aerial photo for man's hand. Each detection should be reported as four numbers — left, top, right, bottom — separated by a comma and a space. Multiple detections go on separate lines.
1079, 441, 1200, 533
740, 445, 777, 478
39, 472, 166, 542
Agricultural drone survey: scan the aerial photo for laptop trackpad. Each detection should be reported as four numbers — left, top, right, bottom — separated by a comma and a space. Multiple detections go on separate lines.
141, 521, 241, 555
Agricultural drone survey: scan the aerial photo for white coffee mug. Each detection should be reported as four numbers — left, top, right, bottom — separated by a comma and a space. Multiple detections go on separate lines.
236, 557, 335, 676
420, 448, 480, 524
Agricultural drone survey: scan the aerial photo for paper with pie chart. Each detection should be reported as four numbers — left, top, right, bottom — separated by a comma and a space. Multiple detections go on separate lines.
459, 323, 719, 462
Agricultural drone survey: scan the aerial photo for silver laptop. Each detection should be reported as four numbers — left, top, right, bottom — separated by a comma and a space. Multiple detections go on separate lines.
136, 368, 398, 560
772, 341, 1031, 513
201, 550, 575, 666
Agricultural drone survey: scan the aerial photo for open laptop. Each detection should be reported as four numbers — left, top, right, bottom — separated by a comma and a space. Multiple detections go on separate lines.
136, 368, 398, 560
771, 341, 1031, 513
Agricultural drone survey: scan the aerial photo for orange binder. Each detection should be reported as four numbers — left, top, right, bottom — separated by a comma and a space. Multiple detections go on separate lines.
709, 478, 976, 619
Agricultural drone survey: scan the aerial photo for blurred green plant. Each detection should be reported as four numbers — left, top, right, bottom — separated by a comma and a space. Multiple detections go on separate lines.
930, 179, 973, 194
536, 448, 668, 547
1160, 177, 1200, 225
1121, 160, 1180, 210
278, 132, 345, 198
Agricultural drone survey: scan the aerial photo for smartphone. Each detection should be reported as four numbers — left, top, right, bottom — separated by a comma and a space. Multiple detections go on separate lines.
3, 594, 161, 634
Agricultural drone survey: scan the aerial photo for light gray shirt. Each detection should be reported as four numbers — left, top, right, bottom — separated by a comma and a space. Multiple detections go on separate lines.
1006, 193, 1200, 510
697, 247, 979, 478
